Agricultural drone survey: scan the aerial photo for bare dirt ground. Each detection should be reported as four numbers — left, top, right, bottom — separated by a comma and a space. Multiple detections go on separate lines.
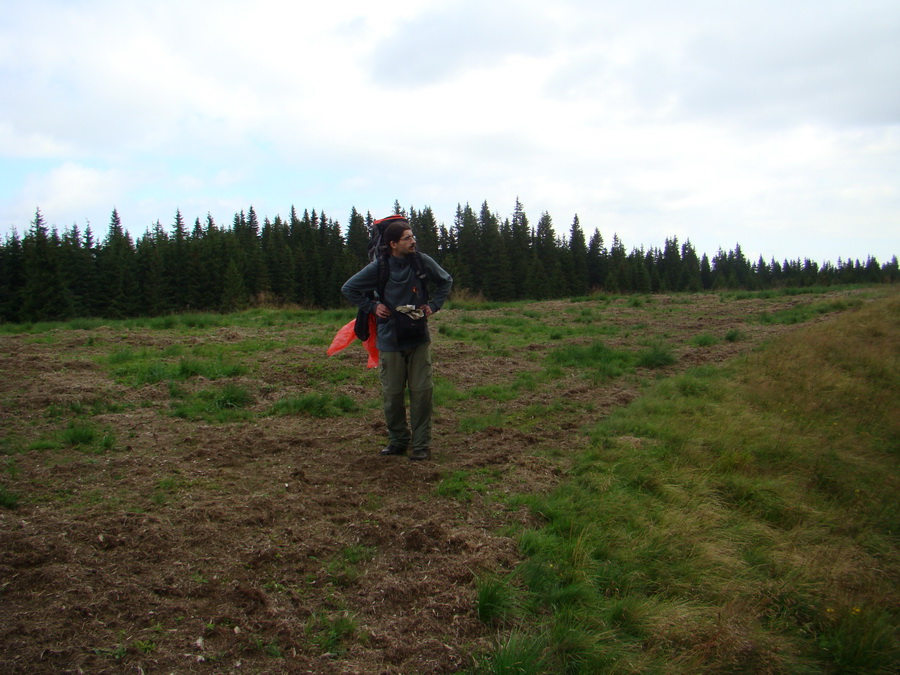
0, 289, 878, 674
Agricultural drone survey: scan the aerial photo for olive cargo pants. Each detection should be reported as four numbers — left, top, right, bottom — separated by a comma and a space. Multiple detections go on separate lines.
379, 343, 433, 451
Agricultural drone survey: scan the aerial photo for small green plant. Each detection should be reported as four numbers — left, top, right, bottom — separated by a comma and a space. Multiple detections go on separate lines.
548, 341, 633, 380
725, 328, 743, 342
476, 575, 518, 625
437, 470, 476, 501
211, 383, 253, 409
268, 393, 358, 418
0, 484, 19, 509
476, 630, 549, 675
341, 544, 376, 565
692, 333, 718, 347
248, 637, 282, 658
132, 639, 155, 654
305, 612, 358, 655
93, 644, 127, 660
635, 341, 677, 368
61, 421, 97, 446
436, 469, 500, 501
3, 456, 20, 478
171, 384, 255, 422
816, 605, 896, 670
325, 545, 376, 587
458, 411, 506, 434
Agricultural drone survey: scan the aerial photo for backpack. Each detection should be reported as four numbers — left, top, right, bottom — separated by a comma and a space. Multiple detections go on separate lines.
353, 215, 430, 341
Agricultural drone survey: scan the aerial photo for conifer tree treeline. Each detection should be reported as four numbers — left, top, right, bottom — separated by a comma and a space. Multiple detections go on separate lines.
1, 202, 896, 322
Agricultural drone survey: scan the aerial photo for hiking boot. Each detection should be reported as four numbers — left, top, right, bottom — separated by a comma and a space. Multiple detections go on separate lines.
380, 444, 407, 457
409, 447, 431, 461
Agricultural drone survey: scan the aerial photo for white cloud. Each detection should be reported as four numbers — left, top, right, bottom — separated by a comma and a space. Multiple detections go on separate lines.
16, 162, 130, 227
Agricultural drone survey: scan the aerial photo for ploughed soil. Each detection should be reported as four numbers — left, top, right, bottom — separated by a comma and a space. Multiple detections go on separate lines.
0, 290, 874, 674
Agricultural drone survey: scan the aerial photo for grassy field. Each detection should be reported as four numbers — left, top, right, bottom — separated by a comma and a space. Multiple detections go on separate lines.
473, 290, 899, 673
0, 286, 897, 673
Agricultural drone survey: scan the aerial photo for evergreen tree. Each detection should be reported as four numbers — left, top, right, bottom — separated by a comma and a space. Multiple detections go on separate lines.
135, 223, 167, 315
508, 198, 531, 299
604, 234, 627, 292
729, 244, 751, 288
524, 249, 548, 299
646, 248, 662, 292
411, 205, 440, 259
345, 206, 370, 267
700, 253, 713, 289
753, 255, 770, 289
629, 248, 651, 293
233, 207, 266, 298
59, 223, 98, 317
883, 255, 899, 283
586, 229, 608, 290
221, 259, 248, 312
478, 201, 512, 300
184, 218, 206, 309
680, 240, 702, 291
97, 208, 140, 317
21, 209, 73, 321
533, 211, 564, 294
261, 215, 295, 303
567, 214, 589, 296
451, 203, 481, 293
659, 236, 681, 291
316, 212, 347, 307
770, 258, 783, 286
0, 228, 25, 321
165, 209, 190, 310
291, 209, 319, 306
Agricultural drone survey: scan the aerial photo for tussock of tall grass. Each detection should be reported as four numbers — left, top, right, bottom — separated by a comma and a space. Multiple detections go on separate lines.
267, 392, 358, 418
170, 384, 255, 422
484, 291, 899, 673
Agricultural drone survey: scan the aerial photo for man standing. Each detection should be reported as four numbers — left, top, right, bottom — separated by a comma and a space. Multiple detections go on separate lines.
341, 217, 453, 461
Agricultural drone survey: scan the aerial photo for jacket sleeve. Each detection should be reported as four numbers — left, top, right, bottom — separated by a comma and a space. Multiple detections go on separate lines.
421, 254, 453, 313
341, 261, 380, 313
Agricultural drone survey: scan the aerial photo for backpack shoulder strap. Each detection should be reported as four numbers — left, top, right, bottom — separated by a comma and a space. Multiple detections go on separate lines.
411, 253, 429, 302
376, 254, 390, 301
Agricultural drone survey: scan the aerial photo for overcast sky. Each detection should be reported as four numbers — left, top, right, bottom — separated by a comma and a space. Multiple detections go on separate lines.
2, 0, 898, 264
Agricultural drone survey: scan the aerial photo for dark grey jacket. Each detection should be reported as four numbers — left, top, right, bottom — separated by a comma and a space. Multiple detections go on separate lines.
341, 252, 453, 352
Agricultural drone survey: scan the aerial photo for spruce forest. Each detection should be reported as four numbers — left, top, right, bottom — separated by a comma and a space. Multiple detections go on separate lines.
2, 199, 896, 323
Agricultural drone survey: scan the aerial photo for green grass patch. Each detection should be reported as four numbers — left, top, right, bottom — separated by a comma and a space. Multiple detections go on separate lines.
171, 384, 255, 422
458, 411, 506, 434
725, 328, 743, 342
547, 341, 633, 380
325, 545, 376, 587
106, 347, 246, 386
433, 376, 467, 405
305, 611, 358, 655
753, 299, 860, 325
634, 340, 677, 368
475, 574, 520, 625
0, 484, 19, 509
436, 468, 501, 501
61, 421, 98, 446
268, 393, 358, 418
691, 333, 719, 347
36, 420, 118, 455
